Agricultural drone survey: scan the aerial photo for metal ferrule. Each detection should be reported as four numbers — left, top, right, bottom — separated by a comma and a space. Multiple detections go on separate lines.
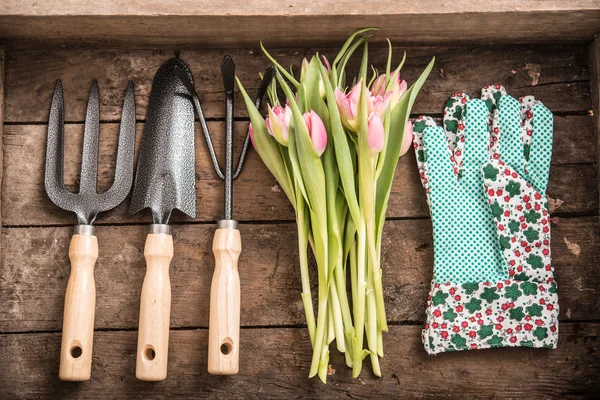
74, 224, 96, 236
150, 224, 170, 234
217, 219, 238, 230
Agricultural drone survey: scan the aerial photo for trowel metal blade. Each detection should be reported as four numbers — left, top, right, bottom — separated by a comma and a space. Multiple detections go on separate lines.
129, 58, 197, 224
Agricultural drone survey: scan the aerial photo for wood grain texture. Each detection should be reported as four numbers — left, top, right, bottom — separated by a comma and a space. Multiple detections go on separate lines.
3, 45, 591, 123
59, 234, 98, 381
1, 323, 599, 399
589, 37, 600, 206
135, 232, 173, 381
1, 118, 597, 226
0, 1, 599, 48
1, 217, 597, 333
208, 227, 241, 375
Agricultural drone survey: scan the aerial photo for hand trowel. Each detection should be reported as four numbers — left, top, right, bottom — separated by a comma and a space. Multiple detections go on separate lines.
129, 58, 197, 381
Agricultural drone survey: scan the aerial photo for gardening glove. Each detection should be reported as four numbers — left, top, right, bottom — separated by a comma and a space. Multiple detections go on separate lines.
412, 85, 558, 355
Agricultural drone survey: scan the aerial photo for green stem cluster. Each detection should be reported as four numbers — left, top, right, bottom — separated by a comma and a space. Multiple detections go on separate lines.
237, 30, 434, 383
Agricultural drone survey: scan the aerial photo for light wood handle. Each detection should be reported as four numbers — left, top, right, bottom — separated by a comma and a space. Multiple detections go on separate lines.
208, 227, 241, 375
59, 234, 98, 381
136, 233, 173, 381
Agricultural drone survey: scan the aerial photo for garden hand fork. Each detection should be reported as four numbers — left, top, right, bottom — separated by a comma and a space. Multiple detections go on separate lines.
45, 80, 136, 381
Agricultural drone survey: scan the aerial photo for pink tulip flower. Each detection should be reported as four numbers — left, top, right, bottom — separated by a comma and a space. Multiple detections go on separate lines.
370, 73, 407, 112
248, 123, 257, 151
266, 105, 292, 146
367, 112, 385, 155
303, 110, 328, 156
334, 81, 363, 132
400, 120, 414, 156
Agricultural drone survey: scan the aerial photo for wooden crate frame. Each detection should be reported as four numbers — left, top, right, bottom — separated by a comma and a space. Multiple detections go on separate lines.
0, 2, 599, 398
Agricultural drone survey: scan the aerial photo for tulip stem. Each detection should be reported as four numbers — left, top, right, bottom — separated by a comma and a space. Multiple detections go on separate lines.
296, 195, 316, 346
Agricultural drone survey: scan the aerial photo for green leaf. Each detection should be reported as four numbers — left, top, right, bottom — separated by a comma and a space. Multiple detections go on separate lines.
533, 327, 548, 341
480, 287, 500, 303
504, 284, 522, 301
451, 334, 467, 349
509, 306, 525, 321
489, 201, 504, 221
413, 119, 428, 134
483, 164, 499, 181
452, 105, 463, 120
444, 120, 459, 134
486, 335, 504, 347
417, 149, 427, 162
508, 220, 520, 234
443, 309, 458, 322
521, 281, 538, 296
260, 42, 300, 87
498, 235, 511, 250
526, 303, 543, 317
431, 291, 449, 306
524, 210, 541, 223
465, 297, 482, 314
445, 98, 457, 109
506, 180, 521, 197
527, 254, 543, 270
462, 282, 479, 295
318, 60, 360, 225
523, 227, 539, 243
478, 324, 494, 339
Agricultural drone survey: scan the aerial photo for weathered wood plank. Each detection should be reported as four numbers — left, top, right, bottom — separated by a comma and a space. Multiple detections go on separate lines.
3, 45, 591, 123
1, 217, 597, 333
2, 118, 596, 226
0, 47, 5, 258
589, 37, 600, 207
1, 323, 599, 399
1, 1, 600, 48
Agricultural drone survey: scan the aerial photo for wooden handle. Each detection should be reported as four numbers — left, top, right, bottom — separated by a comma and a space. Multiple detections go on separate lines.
208, 227, 241, 375
136, 233, 173, 381
59, 234, 98, 381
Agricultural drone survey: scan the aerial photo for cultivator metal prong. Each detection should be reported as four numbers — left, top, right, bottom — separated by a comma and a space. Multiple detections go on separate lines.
45, 80, 79, 212
45, 80, 136, 225
79, 80, 100, 196
97, 80, 136, 212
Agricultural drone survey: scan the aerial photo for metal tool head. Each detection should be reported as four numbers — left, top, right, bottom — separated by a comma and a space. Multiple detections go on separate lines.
45, 80, 136, 225
129, 58, 197, 224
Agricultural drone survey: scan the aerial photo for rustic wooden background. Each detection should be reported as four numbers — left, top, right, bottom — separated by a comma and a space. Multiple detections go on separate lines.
0, 43, 599, 398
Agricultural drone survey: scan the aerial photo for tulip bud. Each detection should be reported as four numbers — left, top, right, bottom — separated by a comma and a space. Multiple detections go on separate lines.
266, 105, 292, 146
321, 55, 331, 75
400, 120, 414, 156
387, 73, 407, 110
367, 112, 385, 155
303, 110, 328, 156
248, 123, 257, 152
334, 81, 364, 132
300, 58, 310, 83
371, 74, 387, 97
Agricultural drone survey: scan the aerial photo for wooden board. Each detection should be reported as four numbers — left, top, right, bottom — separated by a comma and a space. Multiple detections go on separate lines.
590, 37, 600, 204
3, 45, 591, 123
1, 324, 599, 399
1, 218, 597, 333
0, 1, 600, 48
2, 118, 597, 226
0, 41, 598, 398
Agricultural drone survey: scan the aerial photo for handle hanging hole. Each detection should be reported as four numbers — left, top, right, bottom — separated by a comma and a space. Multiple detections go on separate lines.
70, 345, 83, 359
220, 338, 233, 356
144, 346, 156, 361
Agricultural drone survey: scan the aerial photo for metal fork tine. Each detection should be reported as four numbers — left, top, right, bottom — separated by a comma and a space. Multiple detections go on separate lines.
79, 80, 100, 195
45, 80, 78, 209
98, 81, 136, 211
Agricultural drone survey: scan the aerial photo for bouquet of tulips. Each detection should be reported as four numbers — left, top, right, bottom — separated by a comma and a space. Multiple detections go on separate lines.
237, 29, 434, 382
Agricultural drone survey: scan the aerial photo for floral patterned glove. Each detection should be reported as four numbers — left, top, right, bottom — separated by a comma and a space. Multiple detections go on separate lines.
412, 85, 558, 355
